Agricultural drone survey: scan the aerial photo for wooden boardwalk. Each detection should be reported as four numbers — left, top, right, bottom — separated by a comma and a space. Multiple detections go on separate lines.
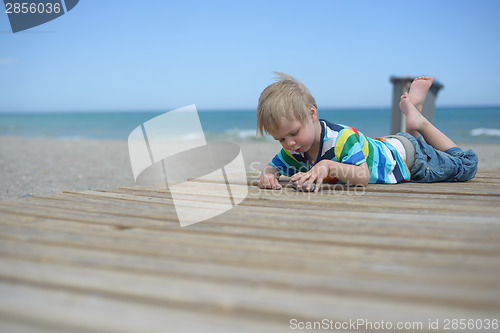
0, 170, 499, 332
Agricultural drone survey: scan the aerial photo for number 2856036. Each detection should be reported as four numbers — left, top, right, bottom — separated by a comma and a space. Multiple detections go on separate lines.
5, 2, 62, 14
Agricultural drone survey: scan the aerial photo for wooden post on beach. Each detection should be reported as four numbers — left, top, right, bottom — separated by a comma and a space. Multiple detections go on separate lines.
390, 76, 444, 134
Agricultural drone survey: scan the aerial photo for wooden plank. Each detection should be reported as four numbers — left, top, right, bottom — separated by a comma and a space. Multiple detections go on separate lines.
6, 190, 500, 230
2, 218, 498, 283
1, 182, 499, 254
1, 212, 499, 283
15, 186, 500, 223
94, 185, 500, 210
0, 170, 499, 332
1, 223, 499, 305
2, 198, 497, 256
0, 205, 500, 306
1, 201, 499, 258
0, 256, 498, 326
0, 233, 497, 293
0, 281, 283, 333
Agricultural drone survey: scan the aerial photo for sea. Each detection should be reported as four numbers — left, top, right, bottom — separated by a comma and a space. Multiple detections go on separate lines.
1, 106, 499, 144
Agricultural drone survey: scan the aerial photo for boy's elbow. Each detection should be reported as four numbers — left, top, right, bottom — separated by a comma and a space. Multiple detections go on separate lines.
353, 175, 369, 187
346, 172, 368, 187
359, 177, 369, 187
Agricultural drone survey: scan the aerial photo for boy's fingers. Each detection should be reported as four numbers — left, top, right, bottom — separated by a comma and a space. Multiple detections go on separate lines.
296, 176, 305, 188
258, 180, 270, 189
257, 180, 281, 190
305, 174, 317, 191
297, 173, 311, 188
314, 179, 323, 192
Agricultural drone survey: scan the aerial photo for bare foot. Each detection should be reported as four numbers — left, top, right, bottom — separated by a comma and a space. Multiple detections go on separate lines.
400, 93, 428, 133
408, 76, 434, 112
400, 93, 458, 151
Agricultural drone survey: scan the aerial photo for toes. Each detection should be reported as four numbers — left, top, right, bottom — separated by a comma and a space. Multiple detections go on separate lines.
413, 76, 435, 82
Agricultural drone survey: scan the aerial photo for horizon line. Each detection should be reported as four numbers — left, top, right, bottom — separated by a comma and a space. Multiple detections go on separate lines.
1, 104, 500, 115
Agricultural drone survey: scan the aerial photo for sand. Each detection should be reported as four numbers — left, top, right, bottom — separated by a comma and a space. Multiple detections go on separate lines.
1, 136, 498, 200
0, 137, 282, 200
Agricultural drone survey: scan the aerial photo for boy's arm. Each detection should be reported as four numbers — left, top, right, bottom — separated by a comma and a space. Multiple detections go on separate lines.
257, 164, 282, 190
291, 160, 370, 191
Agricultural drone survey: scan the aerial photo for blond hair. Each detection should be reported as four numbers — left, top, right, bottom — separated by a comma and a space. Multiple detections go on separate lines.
256, 72, 317, 135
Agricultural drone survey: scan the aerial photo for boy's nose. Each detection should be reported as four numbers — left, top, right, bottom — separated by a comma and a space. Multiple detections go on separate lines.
284, 137, 295, 149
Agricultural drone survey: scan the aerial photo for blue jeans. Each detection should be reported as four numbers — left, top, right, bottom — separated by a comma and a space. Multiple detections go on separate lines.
396, 132, 478, 183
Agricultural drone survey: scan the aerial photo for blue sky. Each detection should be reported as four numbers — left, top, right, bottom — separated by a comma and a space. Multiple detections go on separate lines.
1, 0, 500, 112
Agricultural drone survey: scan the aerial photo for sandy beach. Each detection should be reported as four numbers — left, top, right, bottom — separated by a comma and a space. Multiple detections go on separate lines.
0, 137, 282, 200
1, 136, 499, 200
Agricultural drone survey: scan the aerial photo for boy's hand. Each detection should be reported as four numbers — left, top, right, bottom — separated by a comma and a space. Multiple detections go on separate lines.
292, 161, 370, 190
291, 160, 331, 192
257, 173, 282, 190
257, 165, 282, 190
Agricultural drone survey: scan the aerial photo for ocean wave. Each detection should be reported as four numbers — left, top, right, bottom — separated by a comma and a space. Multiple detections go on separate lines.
130, 129, 272, 143
205, 128, 274, 142
180, 132, 205, 141
226, 129, 260, 140
470, 128, 500, 137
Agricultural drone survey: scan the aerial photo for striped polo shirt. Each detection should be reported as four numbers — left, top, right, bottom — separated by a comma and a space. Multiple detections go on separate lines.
270, 119, 411, 184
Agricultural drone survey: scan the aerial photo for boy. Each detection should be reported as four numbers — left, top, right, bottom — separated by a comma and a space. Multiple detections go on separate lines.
256, 73, 478, 192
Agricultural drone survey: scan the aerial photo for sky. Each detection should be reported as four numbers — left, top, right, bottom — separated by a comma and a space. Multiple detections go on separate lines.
1, 0, 500, 113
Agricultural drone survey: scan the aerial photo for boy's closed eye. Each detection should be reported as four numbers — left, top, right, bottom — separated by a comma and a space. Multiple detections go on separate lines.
278, 129, 300, 142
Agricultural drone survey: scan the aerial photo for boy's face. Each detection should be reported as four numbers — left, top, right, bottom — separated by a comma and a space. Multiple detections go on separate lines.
271, 107, 319, 154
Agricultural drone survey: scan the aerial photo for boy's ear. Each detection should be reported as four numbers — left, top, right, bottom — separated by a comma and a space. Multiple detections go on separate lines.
308, 106, 318, 122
